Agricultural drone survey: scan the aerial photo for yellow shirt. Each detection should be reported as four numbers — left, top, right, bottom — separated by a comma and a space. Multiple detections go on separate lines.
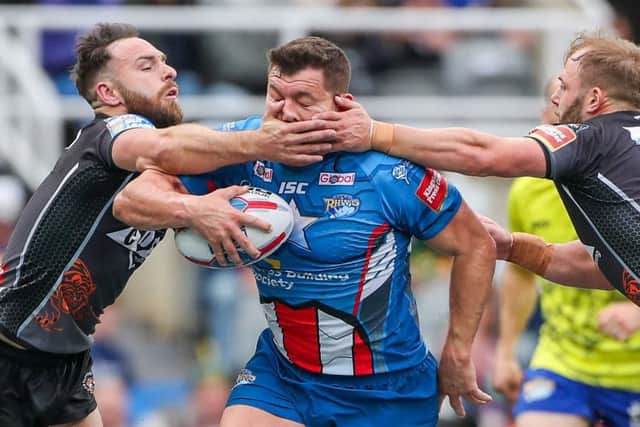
509, 177, 640, 391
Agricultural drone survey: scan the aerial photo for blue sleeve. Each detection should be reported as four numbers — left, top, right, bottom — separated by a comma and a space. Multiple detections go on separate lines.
178, 116, 262, 194
371, 158, 462, 240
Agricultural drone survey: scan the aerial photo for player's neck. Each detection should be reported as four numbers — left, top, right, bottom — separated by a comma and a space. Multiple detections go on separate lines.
94, 104, 128, 118
586, 100, 637, 120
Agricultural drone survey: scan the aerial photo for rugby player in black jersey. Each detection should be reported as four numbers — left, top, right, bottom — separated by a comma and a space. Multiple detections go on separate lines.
324, 32, 640, 306
0, 22, 334, 427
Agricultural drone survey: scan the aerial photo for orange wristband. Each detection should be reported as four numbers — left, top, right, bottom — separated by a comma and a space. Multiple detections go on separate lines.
506, 232, 554, 276
370, 121, 395, 154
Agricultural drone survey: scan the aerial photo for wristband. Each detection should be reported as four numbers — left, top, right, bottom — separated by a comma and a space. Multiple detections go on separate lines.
506, 232, 553, 276
371, 121, 395, 154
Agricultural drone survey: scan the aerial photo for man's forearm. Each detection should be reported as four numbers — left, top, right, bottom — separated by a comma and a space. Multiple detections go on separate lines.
116, 118, 335, 174
368, 122, 545, 177
371, 125, 502, 176
113, 171, 195, 230
506, 235, 612, 290
496, 265, 538, 358
543, 240, 613, 290
138, 124, 261, 175
445, 250, 495, 355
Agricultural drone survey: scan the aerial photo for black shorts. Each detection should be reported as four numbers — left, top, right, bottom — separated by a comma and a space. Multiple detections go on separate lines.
0, 338, 97, 427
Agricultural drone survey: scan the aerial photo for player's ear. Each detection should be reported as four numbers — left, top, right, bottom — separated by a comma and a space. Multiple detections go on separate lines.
585, 86, 605, 114
333, 93, 354, 111
95, 80, 123, 107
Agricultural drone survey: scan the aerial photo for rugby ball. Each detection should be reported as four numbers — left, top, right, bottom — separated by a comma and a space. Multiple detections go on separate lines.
174, 187, 293, 269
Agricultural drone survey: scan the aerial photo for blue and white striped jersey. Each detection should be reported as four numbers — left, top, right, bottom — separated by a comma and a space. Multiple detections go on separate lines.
181, 116, 462, 375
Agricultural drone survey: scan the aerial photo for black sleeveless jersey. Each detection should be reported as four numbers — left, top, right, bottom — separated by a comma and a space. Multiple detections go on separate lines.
528, 111, 640, 304
0, 114, 166, 353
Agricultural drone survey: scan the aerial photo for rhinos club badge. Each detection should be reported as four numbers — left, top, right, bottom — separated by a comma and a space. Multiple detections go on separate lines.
323, 194, 361, 218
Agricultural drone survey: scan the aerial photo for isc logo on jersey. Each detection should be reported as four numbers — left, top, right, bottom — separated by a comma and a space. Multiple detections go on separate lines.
279, 182, 308, 195
318, 172, 355, 186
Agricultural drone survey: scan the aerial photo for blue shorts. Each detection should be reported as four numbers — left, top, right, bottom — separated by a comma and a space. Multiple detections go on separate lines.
228, 329, 439, 427
514, 368, 640, 427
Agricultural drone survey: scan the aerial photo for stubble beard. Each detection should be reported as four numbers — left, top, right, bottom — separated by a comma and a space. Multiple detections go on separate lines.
557, 93, 584, 124
118, 85, 184, 128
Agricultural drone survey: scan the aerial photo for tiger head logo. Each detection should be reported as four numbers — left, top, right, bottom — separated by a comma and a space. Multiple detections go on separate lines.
622, 269, 640, 305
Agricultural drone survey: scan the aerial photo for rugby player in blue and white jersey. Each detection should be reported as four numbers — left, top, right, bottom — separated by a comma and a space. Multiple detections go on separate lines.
114, 36, 495, 426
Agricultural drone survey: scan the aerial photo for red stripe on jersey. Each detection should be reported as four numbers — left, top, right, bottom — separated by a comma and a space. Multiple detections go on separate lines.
353, 328, 374, 375
353, 223, 390, 315
0, 264, 5, 287
275, 302, 322, 373
350, 223, 388, 375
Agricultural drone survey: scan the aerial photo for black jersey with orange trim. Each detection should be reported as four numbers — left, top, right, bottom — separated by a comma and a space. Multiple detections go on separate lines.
0, 114, 166, 354
527, 111, 640, 304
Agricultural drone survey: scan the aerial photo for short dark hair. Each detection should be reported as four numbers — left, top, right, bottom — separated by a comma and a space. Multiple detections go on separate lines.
267, 36, 351, 93
71, 23, 139, 105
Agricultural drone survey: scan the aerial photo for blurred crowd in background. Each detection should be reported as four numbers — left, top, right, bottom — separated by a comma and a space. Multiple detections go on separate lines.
0, 0, 639, 426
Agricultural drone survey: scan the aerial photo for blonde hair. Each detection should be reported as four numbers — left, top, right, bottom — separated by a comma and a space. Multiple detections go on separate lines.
565, 32, 640, 109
